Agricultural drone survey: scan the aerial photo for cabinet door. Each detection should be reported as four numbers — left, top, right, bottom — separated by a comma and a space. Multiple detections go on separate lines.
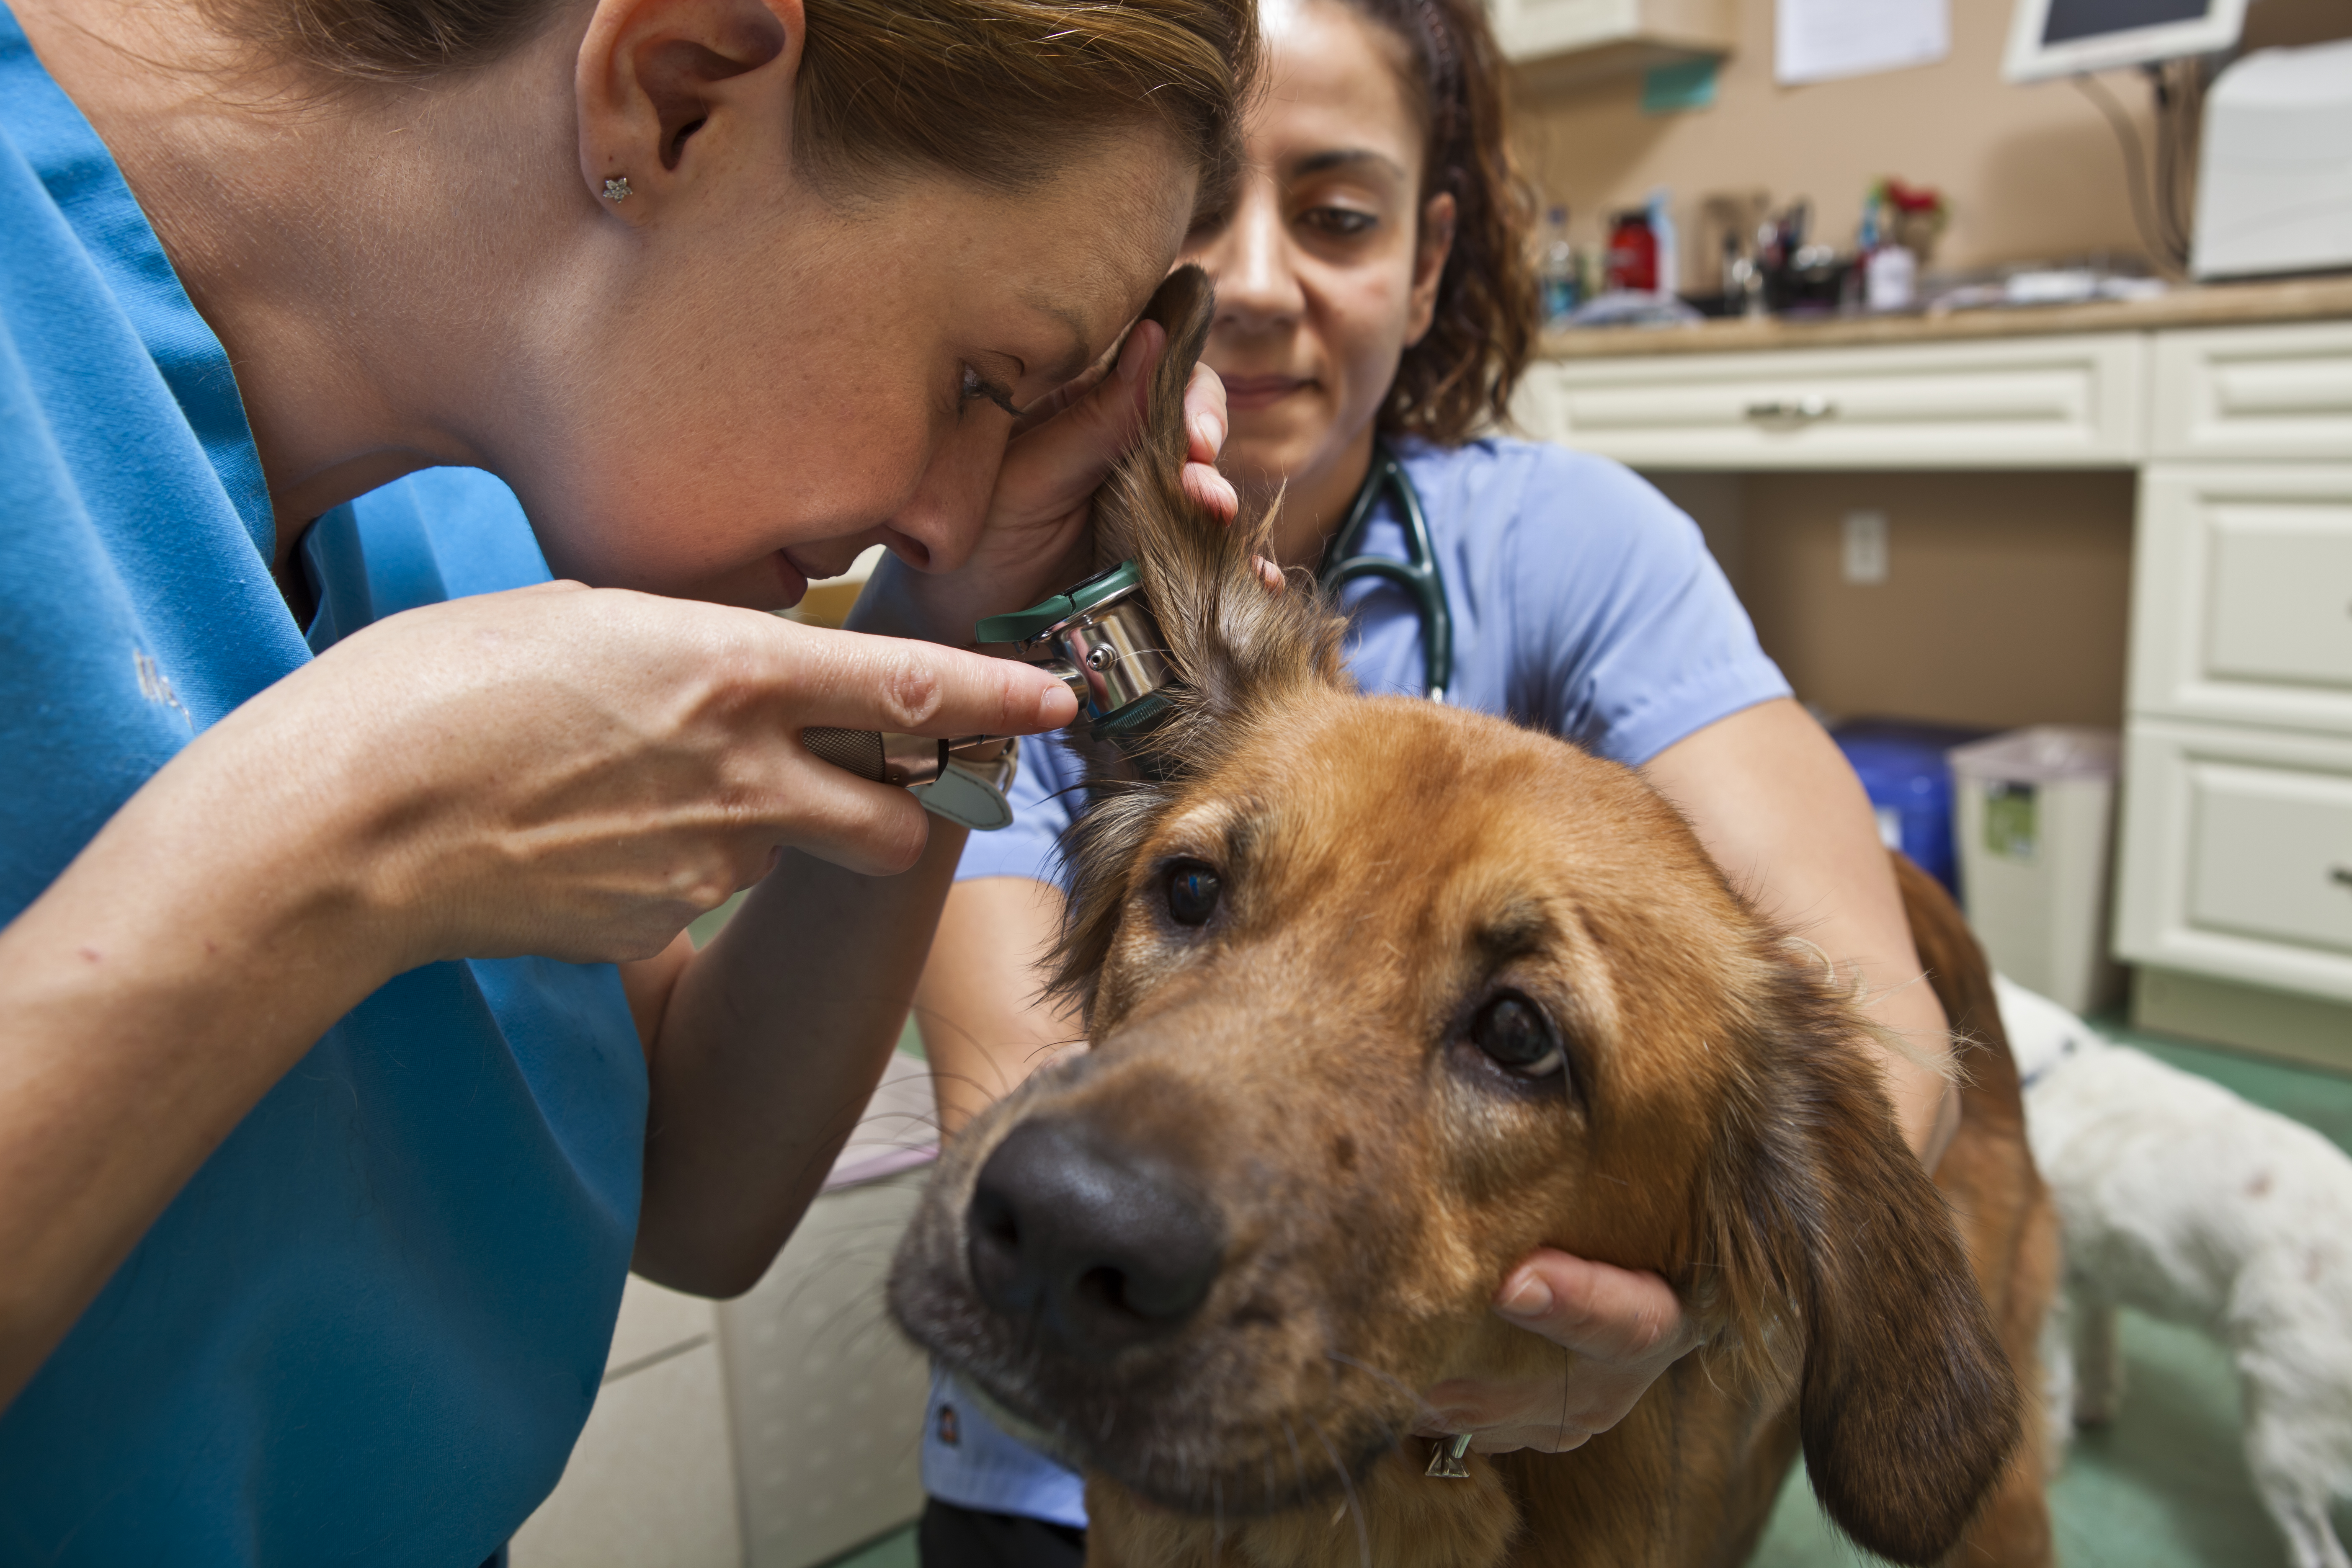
2151, 321, 2352, 462
2130, 464, 2352, 735
1515, 334, 2147, 470
1488, 0, 1730, 66
2115, 718, 2352, 1005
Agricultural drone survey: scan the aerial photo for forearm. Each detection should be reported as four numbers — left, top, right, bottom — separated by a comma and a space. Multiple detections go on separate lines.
1641, 699, 1957, 1168
631, 823, 969, 1296
0, 761, 394, 1406
914, 876, 1079, 1138
1787, 885, 1958, 1166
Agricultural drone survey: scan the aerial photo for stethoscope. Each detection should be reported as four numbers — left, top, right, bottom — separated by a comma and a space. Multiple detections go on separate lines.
801, 443, 1455, 823
1316, 441, 1453, 705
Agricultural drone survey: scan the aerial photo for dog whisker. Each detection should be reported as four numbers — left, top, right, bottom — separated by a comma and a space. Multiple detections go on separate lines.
1323, 1351, 1441, 1431
1308, 1416, 1372, 1568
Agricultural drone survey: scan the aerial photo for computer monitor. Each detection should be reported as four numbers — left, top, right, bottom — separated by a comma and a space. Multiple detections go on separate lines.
2002, 0, 2246, 82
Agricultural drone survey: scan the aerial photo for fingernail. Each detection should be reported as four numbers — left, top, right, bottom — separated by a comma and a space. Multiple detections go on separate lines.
1038, 681, 1075, 725
1497, 1272, 1553, 1319
1193, 410, 1224, 452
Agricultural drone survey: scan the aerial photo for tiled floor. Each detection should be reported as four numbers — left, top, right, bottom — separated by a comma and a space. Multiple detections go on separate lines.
825, 1017, 2352, 1568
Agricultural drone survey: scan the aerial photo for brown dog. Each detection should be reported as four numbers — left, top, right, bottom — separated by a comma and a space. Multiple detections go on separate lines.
890, 268, 2057, 1568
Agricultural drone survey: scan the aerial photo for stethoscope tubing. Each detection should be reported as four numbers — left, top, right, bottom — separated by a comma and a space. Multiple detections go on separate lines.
1316, 442, 1453, 704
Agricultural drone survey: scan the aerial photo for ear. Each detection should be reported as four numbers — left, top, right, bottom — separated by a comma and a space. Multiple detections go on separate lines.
1403, 191, 1456, 351
1133, 265, 1218, 482
575, 0, 800, 211
1705, 967, 2020, 1567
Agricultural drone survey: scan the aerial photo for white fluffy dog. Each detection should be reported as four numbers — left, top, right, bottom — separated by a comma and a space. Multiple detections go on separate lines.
1998, 976, 2352, 1568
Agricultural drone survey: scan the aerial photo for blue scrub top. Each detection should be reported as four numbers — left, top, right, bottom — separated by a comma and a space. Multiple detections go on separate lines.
926, 434, 1793, 1526
0, 14, 645, 1565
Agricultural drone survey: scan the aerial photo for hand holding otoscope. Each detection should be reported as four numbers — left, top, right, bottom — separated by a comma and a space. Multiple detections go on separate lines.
798, 560, 1172, 830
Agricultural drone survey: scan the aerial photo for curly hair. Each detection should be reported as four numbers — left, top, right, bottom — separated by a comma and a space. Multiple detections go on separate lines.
1337, 0, 1538, 444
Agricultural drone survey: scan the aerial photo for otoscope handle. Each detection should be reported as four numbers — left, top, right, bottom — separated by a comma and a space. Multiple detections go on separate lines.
799, 728, 949, 787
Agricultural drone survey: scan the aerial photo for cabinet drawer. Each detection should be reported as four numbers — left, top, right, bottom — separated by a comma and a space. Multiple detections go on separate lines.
2129, 465, 2352, 733
2152, 321, 2352, 462
1516, 334, 2147, 469
2115, 720, 2352, 1004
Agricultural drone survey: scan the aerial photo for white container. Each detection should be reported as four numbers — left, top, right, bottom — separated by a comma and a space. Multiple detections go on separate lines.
1949, 727, 2123, 1015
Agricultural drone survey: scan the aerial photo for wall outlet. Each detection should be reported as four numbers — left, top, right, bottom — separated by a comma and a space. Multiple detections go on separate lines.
1842, 510, 1889, 584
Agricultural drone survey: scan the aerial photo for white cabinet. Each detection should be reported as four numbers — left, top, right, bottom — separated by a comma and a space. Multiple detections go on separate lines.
2115, 719, 2352, 1004
2115, 321, 2352, 1028
2127, 464, 2352, 735
1516, 334, 2148, 470
2150, 320, 2352, 462
1489, 0, 1732, 77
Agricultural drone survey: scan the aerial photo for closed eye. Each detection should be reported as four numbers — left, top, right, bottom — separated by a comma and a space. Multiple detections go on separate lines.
960, 364, 1022, 419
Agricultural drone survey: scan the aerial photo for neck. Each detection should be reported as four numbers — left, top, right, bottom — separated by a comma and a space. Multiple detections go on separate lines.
1253, 421, 1377, 573
13, 0, 591, 565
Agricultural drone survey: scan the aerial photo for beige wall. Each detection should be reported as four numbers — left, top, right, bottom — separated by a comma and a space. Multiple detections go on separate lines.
1654, 469, 2138, 731
1508, 0, 2352, 288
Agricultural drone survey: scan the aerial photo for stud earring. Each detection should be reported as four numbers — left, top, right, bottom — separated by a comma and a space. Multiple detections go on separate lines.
601, 176, 633, 202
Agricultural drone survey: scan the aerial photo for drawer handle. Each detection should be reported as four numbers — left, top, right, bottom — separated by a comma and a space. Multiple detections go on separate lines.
1744, 396, 1836, 424
2333, 866, 2352, 889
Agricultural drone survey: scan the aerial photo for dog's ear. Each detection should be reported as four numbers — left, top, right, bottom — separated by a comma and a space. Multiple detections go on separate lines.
1045, 267, 1351, 1022
1700, 963, 2020, 1567
1124, 263, 1217, 500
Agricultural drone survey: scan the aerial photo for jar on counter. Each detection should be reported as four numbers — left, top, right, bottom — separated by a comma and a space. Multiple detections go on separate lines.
1603, 210, 1657, 294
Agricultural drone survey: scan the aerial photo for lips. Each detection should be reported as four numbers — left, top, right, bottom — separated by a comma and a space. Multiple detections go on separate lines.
773, 550, 813, 608
1217, 374, 1313, 413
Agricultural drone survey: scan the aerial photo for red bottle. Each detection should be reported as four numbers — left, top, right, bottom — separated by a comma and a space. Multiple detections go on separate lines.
1604, 210, 1658, 294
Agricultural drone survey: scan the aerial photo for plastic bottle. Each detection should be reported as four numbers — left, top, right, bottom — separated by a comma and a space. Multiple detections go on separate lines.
1538, 206, 1578, 328
1645, 187, 1679, 301
1646, 188, 1684, 303
1604, 210, 1657, 294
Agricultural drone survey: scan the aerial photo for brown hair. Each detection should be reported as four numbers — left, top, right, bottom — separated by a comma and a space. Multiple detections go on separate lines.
1341, 0, 1537, 444
241, 0, 1257, 212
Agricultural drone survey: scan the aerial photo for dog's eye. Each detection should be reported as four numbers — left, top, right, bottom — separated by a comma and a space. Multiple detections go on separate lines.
1165, 861, 1222, 926
1471, 994, 1563, 1077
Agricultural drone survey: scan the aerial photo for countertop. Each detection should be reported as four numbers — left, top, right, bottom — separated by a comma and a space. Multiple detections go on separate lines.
1538, 273, 2352, 360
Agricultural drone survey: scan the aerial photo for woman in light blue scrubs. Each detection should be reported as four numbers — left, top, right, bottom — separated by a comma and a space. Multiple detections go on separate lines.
913, 0, 1961, 1560
0, 0, 1255, 1558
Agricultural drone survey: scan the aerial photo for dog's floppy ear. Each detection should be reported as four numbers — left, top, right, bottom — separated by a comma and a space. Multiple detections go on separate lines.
1700, 963, 2020, 1567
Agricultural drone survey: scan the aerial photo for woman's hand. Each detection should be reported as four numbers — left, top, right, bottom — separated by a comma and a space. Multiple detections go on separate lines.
862, 319, 1238, 647
1417, 1248, 1699, 1454
251, 580, 1077, 972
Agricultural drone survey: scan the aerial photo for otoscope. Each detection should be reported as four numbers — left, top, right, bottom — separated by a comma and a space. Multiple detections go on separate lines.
798, 560, 1173, 830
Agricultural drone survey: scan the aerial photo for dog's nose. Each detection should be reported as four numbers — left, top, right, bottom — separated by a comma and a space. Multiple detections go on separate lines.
966, 1118, 1224, 1356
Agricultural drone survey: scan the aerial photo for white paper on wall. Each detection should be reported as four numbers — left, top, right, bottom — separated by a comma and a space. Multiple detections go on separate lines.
1776, 0, 1950, 85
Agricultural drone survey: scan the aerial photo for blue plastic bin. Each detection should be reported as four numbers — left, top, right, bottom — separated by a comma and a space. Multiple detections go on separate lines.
1829, 718, 1992, 896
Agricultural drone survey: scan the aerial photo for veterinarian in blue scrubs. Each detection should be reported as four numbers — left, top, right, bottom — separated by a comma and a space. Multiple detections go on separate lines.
912, 0, 1962, 1559
0, 0, 1256, 1558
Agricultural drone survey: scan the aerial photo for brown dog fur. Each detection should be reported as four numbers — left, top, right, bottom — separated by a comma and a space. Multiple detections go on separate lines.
890, 268, 2056, 1568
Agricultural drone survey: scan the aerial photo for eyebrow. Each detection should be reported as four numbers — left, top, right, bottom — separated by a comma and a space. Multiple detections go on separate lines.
1024, 297, 1099, 391
1473, 903, 1554, 963
1287, 148, 1409, 182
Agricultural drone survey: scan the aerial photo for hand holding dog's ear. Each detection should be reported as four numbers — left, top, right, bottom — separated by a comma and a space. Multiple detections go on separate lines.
1416, 1250, 1699, 1455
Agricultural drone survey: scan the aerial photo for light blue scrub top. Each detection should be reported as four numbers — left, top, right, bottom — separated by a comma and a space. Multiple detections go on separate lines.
0, 14, 645, 1565
926, 434, 1794, 1527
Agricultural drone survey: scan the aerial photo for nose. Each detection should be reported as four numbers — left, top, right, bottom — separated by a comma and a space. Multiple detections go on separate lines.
965, 1118, 1225, 1357
1199, 179, 1303, 333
